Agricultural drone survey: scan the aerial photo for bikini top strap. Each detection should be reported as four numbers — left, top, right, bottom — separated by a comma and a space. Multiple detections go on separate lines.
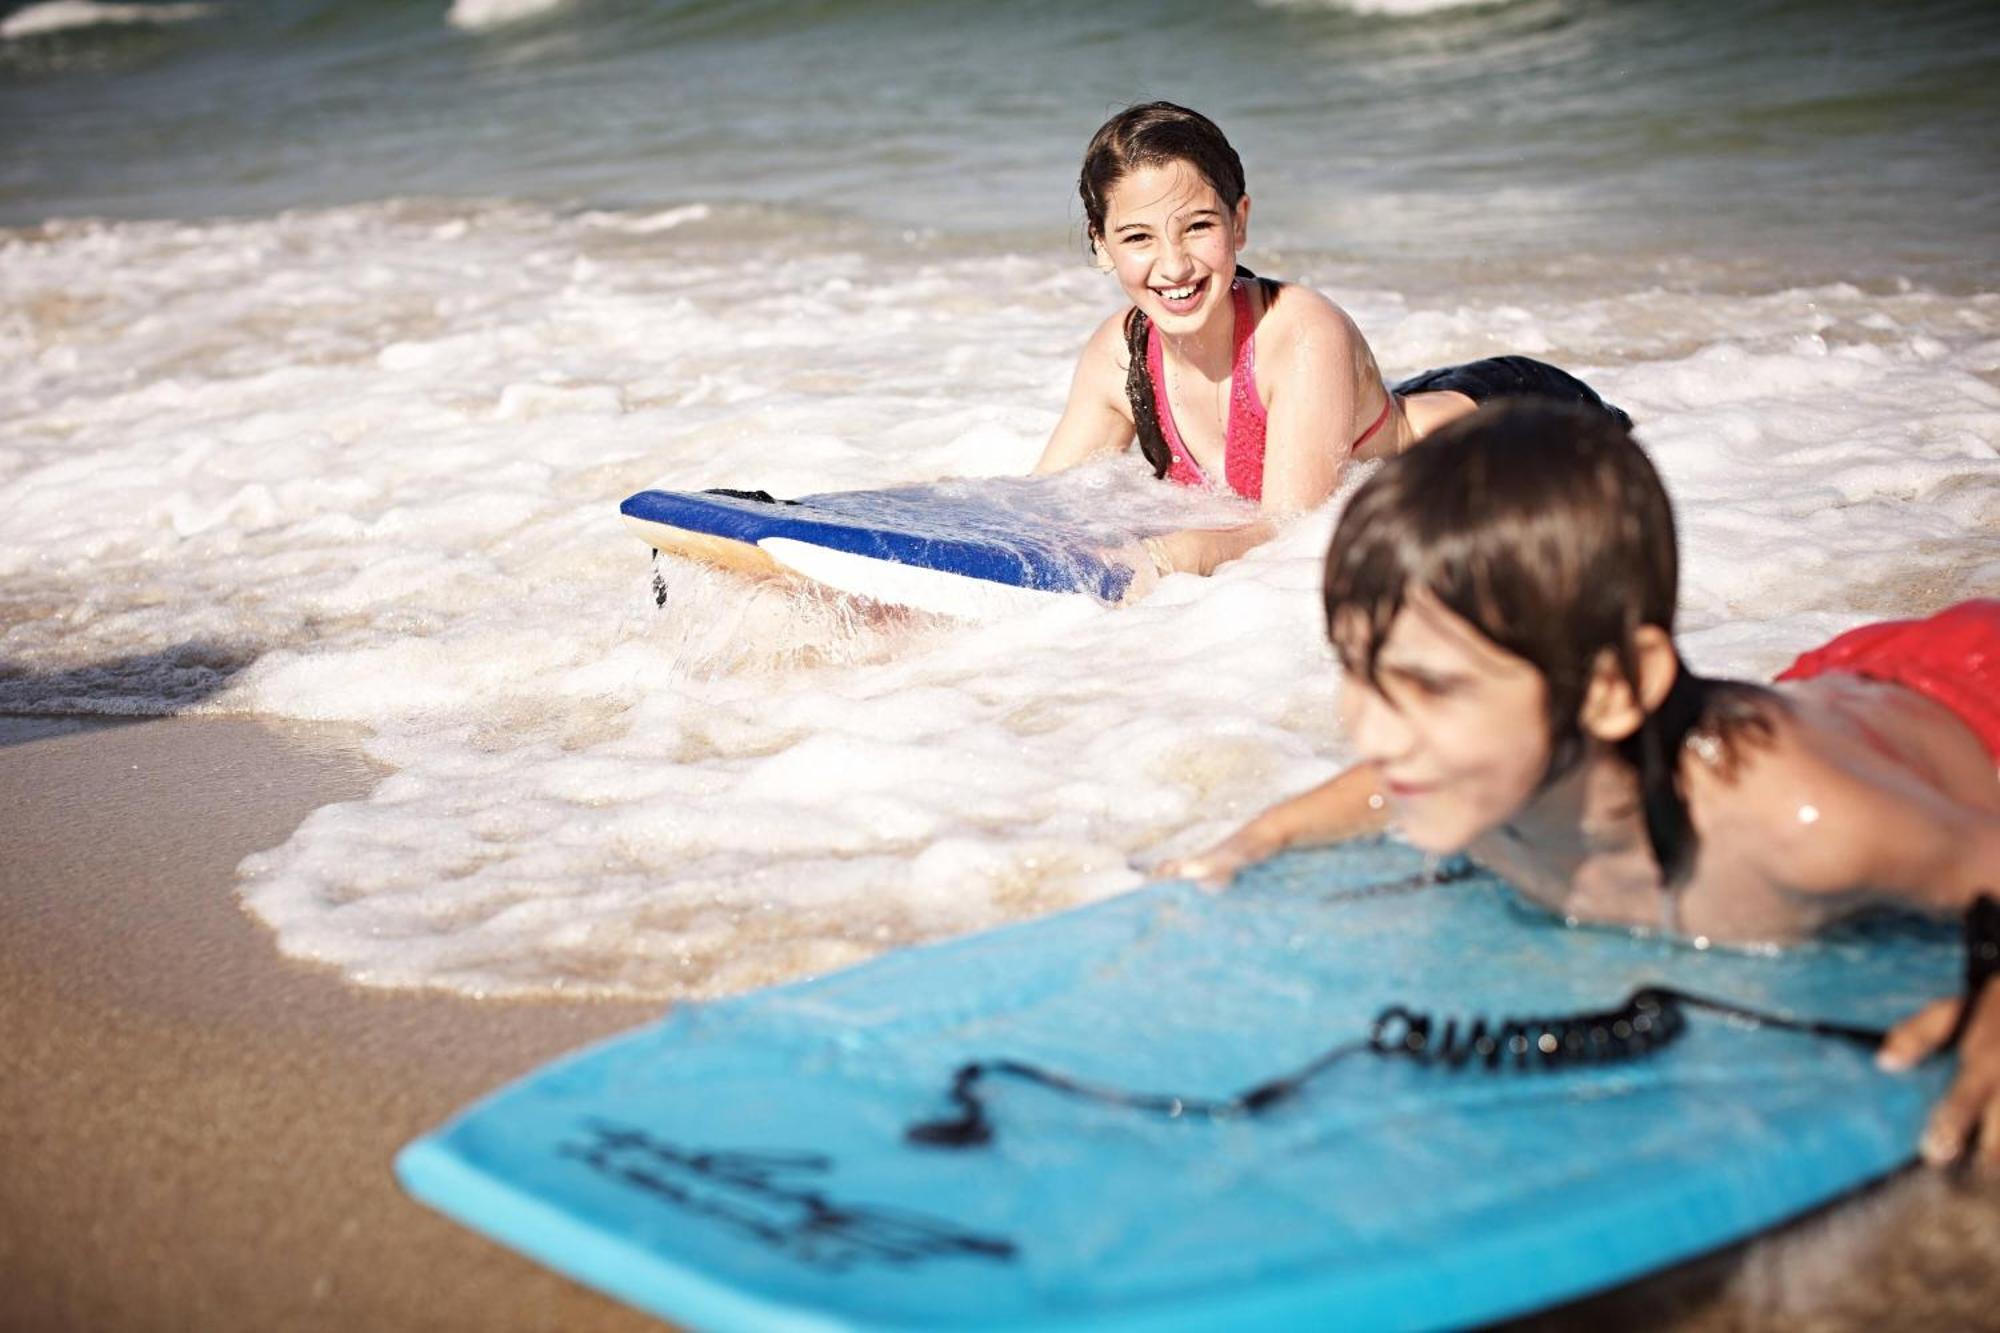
1231, 271, 1282, 372
1233, 266, 1281, 307
1230, 278, 1254, 354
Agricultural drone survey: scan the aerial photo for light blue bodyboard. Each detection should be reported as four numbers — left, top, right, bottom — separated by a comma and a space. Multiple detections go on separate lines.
397, 842, 1957, 1331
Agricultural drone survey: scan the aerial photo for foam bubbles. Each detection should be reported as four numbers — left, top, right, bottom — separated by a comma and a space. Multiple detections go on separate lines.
446, 0, 569, 32
0, 0, 210, 40
2, 199, 1994, 998
1254, 0, 1507, 15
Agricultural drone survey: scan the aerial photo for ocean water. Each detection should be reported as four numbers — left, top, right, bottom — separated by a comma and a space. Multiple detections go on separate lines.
2, 0, 1995, 997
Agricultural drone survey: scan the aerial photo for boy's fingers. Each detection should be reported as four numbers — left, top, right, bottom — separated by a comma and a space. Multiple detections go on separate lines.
1877, 998, 1961, 1071
1190, 856, 1237, 893
1158, 853, 1230, 892
1979, 1098, 2000, 1171
1921, 1110, 1967, 1167
1921, 1068, 1994, 1166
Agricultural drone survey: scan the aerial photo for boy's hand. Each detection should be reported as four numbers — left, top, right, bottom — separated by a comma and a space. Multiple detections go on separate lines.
1160, 820, 1283, 894
1158, 765, 1389, 893
1878, 983, 2000, 1168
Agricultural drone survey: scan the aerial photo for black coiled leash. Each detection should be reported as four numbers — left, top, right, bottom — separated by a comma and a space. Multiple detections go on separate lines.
907, 893, 2000, 1151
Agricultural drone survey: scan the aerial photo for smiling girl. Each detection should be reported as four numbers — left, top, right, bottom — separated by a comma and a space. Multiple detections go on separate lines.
1034, 102, 1627, 586
1170, 400, 2000, 1163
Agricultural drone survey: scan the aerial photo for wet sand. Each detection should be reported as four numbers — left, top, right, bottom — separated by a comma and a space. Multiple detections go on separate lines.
0, 715, 661, 1333
2, 714, 1994, 1332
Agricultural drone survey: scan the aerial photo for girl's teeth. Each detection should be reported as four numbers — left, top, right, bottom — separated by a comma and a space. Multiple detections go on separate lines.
1160, 283, 1197, 300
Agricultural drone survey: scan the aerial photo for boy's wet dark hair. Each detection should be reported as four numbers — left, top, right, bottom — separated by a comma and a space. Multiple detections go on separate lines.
1077, 101, 1270, 481
1323, 400, 1770, 886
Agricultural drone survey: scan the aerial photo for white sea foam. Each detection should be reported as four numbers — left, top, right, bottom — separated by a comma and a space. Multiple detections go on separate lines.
1255, 0, 1515, 16
0, 0, 209, 40
1, 200, 1993, 997
446, 0, 569, 32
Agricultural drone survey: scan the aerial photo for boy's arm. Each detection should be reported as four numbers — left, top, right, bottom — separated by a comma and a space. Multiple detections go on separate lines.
1715, 730, 2000, 1166
1879, 893, 2000, 1168
1684, 708, 1999, 916
1163, 762, 1389, 891
1714, 737, 2000, 917
1879, 982, 2000, 1167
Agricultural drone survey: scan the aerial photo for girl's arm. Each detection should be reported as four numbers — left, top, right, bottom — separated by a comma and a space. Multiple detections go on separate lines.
1162, 762, 1390, 890
1255, 289, 1376, 514
1137, 522, 1275, 579
1033, 314, 1136, 475
1129, 291, 1374, 588
1107, 522, 1274, 607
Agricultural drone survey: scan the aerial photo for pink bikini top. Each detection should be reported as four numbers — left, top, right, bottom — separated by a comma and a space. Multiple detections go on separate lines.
1148, 279, 1391, 501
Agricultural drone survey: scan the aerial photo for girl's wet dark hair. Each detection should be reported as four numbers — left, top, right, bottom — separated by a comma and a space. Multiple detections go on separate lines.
1078, 102, 1271, 479
1323, 400, 1771, 886
1079, 101, 1246, 245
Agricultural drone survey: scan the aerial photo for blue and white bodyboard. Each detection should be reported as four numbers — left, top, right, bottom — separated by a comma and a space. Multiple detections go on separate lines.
620, 482, 1135, 613
397, 841, 1956, 1332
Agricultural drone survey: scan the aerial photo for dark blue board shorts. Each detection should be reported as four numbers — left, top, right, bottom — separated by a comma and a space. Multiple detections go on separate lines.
1393, 356, 1631, 430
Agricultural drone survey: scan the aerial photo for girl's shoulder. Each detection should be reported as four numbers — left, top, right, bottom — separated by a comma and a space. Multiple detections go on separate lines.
1257, 278, 1346, 321
1072, 306, 1139, 386
1253, 280, 1366, 366
1086, 305, 1142, 364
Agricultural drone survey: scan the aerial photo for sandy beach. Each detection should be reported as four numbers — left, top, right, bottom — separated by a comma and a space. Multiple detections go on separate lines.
4, 713, 1997, 1333
0, 715, 661, 1332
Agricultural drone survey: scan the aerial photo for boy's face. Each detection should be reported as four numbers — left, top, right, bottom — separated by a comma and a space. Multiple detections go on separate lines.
1337, 591, 1553, 853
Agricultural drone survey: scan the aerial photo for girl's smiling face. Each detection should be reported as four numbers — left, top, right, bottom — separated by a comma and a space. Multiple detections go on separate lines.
1096, 159, 1248, 335
1337, 590, 1555, 853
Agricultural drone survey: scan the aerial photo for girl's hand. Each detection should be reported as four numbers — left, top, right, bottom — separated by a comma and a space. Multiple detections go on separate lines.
1159, 819, 1283, 893
1104, 536, 1174, 605
1878, 984, 2000, 1167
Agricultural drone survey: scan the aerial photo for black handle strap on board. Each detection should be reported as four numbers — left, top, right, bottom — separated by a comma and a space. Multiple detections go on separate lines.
1945, 893, 2000, 1048
701, 488, 799, 506
906, 891, 2000, 1151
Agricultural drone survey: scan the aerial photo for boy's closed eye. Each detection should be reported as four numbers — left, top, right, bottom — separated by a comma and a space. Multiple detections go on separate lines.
1380, 665, 1470, 700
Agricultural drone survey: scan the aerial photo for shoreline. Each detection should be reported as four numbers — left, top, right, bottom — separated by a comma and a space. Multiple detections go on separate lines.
2, 713, 1994, 1331
0, 714, 661, 1332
